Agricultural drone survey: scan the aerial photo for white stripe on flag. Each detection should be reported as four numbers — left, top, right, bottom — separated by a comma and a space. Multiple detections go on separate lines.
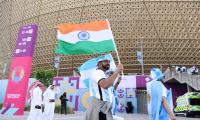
57, 29, 113, 44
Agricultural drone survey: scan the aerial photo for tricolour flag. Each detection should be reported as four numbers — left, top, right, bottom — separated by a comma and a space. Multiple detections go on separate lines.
79, 54, 116, 88
137, 51, 143, 65
55, 20, 115, 54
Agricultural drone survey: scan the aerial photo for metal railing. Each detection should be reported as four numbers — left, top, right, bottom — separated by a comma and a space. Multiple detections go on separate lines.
164, 68, 200, 90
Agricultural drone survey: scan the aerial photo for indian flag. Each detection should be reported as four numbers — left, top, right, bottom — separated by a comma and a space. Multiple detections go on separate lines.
55, 20, 116, 54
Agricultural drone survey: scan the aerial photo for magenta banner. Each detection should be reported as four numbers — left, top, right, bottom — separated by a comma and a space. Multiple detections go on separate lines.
1, 25, 38, 115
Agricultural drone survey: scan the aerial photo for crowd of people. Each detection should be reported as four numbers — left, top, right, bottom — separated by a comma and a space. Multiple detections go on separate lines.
84, 56, 175, 120
27, 57, 177, 120
173, 65, 199, 75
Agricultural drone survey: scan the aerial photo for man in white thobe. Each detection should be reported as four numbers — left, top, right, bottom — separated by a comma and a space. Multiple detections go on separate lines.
42, 85, 60, 120
27, 86, 43, 120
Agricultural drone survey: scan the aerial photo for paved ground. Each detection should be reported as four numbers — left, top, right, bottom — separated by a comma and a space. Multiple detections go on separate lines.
0, 112, 199, 120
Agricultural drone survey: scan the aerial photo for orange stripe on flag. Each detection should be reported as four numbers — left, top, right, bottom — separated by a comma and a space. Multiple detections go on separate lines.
57, 20, 109, 34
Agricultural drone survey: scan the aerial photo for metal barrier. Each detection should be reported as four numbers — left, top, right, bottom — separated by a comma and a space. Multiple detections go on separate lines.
164, 68, 200, 90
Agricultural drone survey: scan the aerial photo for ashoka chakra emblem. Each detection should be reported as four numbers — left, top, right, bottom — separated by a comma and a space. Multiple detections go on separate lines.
78, 31, 90, 40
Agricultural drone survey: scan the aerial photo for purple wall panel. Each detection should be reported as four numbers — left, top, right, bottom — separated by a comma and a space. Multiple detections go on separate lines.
136, 75, 149, 88
13, 25, 38, 57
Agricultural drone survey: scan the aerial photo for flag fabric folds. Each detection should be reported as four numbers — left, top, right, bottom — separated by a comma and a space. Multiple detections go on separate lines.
79, 54, 116, 88
55, 20, 115, 55
137, 51, 143, 65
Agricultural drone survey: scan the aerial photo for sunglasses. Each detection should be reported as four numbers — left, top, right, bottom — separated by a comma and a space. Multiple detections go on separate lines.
101, 60, 110, 64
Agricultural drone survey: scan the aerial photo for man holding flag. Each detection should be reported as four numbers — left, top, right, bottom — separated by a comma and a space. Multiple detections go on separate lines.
55, 20, 124, 120
84, 56, 123, 120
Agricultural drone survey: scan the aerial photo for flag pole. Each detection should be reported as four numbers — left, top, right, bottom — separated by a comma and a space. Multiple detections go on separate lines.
54, 55, 61, 77
141, 38, 144, 75
113, 42, 124, 76
107, 19, 124, 76
56, 68, 59, 77
57, 55, 60, 77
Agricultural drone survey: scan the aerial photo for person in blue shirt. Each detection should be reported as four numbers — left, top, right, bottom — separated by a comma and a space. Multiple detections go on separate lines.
149, 68, 176, 120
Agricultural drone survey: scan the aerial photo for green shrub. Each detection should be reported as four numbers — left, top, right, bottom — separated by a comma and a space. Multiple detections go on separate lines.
24, 105, 30, 111
0, 103, 2, 109
54, 105, 74, 114
35, 69, 56, 87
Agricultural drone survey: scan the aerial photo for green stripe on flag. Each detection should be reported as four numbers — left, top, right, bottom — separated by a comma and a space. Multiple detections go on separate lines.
55, 39, 115, 54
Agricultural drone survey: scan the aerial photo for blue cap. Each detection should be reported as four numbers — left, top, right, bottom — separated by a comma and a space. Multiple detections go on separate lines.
150, 68, 164, 81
